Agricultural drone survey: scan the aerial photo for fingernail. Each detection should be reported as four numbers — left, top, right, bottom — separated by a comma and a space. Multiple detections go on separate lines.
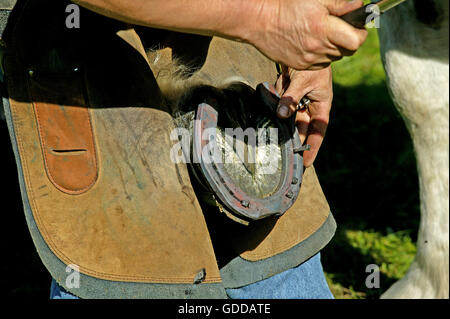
278, 104, 291, 117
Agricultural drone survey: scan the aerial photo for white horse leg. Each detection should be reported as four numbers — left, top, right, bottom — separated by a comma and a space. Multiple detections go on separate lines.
378, 0, 449, 299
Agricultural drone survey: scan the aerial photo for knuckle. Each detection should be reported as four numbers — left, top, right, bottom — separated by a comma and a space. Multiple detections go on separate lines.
360, 30, 369, 43
303, 53, 316, 65
310, 40, 322, 53
326, 0, 340, 11
333, 0, 344, 8
347, 36, 361, 51
303, 38, 318, 52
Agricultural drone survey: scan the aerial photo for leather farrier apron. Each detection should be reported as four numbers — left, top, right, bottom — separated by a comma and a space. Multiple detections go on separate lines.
0, 0, 336, 298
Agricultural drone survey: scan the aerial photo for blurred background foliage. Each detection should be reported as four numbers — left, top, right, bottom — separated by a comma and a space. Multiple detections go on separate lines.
316, 28, 420, 299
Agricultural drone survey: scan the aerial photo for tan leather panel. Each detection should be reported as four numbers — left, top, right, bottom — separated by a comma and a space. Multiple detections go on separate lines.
190, 37, 279, 88
4, 31, 222, 284
229, 167, 330, 261
29, 76, 98, 194
117, 28, 151, 65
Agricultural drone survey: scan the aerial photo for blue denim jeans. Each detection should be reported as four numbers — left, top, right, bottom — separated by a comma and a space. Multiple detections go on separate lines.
50, 253, 333, 299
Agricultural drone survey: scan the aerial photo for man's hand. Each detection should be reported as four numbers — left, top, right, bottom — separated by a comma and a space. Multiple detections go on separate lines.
74, 0, 367, 71
73, 0, 366, 167
275, 66, 333, 167
249, 0, 368, 70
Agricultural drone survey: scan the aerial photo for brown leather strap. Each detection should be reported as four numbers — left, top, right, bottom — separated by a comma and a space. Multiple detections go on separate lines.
29, 74, 98, 194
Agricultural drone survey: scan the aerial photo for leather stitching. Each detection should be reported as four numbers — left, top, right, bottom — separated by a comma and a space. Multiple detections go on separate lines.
8, 73, 221, 284
27, 75, 99, 195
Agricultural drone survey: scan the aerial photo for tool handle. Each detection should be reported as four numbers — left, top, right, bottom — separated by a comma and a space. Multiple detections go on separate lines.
340, 4, 374, 29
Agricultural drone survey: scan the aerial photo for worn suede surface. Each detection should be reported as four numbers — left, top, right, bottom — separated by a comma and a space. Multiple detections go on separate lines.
5, 58, 224, 284
2, 0, 336, 293
3, 94, 229, 299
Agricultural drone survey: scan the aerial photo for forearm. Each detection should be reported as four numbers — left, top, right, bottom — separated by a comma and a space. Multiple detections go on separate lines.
72, 0, 367, 71
72, 0, 273, 43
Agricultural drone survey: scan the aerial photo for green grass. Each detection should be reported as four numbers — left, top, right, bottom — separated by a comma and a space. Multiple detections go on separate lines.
332, 29, 386, 86
315, 28, 420, 299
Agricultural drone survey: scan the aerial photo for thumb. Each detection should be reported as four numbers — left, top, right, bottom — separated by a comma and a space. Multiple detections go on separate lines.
277, 73, 310, 119
319, 0, 364, 16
